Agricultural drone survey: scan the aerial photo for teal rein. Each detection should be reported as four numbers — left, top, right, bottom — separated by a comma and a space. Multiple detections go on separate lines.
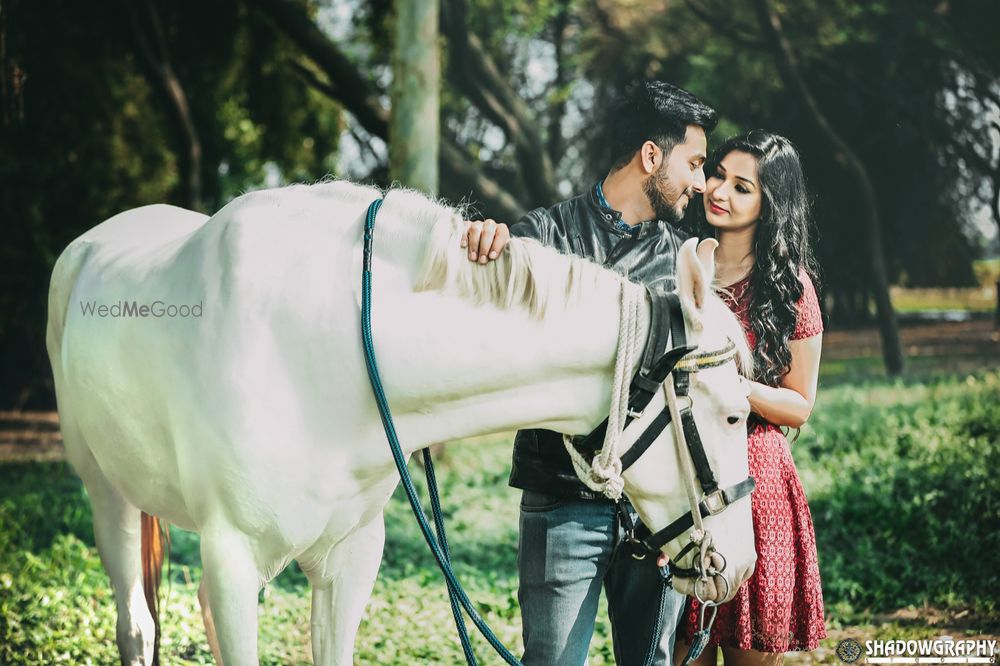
360, 198, 522, 665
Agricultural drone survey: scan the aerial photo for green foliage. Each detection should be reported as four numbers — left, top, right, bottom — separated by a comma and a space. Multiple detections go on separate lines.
0, 0, 344, 408
796, 370, 1000, 615
6, 0, 999, 407
973, 258, 1000, 290
2, 369, 998, 662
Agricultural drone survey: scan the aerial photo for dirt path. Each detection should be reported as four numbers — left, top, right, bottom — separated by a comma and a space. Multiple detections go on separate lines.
0, 410, 63, 462
822, 319, 1000, 360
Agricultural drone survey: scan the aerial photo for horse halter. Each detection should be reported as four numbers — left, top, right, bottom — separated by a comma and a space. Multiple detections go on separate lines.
572, 289, 756, 596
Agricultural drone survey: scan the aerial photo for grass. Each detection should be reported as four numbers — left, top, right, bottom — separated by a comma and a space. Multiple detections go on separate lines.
973, 257, 1000, 288
0, 441, 532, 665
800, 371, 1000, 616
818, 353, 1000, 385
888, 257, 999, 313
890, 287, 995, 313
2, 367, 999, 663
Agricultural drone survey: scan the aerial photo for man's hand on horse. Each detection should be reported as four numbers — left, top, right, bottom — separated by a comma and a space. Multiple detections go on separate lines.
461, 219, 509, 263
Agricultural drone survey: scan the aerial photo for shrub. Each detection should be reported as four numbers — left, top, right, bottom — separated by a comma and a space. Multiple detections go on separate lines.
795, 370, 1000, 613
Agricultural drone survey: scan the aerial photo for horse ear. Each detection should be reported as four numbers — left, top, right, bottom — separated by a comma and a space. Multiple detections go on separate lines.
695, 238, 718, 285
677, 238, 710, 322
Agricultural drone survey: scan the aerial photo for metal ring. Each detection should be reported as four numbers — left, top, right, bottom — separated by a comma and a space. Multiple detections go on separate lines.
715, 551, 728, 574
693, 572, 731, 605
694, 577, 709, 604
718, 574, 731, 601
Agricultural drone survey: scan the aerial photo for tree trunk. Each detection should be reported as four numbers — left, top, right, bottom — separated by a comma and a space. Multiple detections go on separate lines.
547, 1, 570, 166
127, 0, 202, 212
753, 0, 905, 375
390, 0, 439, 196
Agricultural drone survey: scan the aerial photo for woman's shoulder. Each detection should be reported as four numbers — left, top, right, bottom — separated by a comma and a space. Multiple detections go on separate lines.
792, 268, 823, 340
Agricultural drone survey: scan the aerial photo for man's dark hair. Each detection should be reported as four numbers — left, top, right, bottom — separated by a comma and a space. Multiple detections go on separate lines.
609, 81, 718, 171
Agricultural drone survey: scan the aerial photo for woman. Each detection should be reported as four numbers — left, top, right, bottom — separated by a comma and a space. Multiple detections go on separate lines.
676, 130, 826, 666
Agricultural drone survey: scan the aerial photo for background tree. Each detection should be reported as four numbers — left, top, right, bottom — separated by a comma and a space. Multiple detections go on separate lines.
752, 0, 903, 372
389, 0, 439, 195
2, 0, 998, 405
0, 0, 343, 407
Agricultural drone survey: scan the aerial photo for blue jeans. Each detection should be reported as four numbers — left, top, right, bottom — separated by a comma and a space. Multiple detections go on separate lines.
518, 490, 686, 666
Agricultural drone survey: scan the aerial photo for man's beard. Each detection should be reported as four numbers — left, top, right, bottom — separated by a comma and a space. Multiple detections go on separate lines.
643, 166, 689, 225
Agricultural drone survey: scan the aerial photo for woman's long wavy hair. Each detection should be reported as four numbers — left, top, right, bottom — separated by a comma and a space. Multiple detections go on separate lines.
686, 130, 820, 387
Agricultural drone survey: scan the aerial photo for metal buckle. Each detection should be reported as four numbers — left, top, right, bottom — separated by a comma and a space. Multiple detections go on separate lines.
627, 408, 644, 419
702, 490, 728, 515
627, 534, 648, 560
624, 529, 648, 560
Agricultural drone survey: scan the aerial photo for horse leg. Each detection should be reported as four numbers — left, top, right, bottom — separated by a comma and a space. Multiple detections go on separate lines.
197, 578, 225, 665
67, 439, 156, 665
303, 517, 386, 666
199, 529, 263, 664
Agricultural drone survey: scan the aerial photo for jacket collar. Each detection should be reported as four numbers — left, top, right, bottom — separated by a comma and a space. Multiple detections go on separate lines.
589, 181, 666, 240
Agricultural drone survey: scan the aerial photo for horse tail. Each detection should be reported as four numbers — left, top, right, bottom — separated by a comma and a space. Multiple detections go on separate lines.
141, 512, 167, 666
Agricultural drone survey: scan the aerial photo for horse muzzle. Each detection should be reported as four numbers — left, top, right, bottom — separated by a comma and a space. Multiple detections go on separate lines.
671, 549, 756, 604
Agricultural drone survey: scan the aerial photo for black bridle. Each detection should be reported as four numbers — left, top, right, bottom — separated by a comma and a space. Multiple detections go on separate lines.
571, 288, 756, 579
570, 287, 757, 666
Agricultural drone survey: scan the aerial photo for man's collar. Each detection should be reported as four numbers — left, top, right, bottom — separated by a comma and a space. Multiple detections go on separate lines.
593, 181, 638, 237
591, 181, 671, 239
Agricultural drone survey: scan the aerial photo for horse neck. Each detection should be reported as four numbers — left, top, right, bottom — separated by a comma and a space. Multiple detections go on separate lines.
367, 207, 651, 452
383, 293, 650, 452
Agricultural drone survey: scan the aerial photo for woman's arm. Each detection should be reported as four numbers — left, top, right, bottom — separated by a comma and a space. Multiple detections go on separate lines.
746, 333, 823, 428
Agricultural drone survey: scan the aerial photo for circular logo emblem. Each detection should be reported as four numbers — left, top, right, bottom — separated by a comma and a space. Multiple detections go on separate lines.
837, 639, 863, 664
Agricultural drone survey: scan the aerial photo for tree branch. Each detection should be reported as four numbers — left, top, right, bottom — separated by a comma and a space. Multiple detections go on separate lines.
249, 0, 389, 137
440, 139, 523, 220
684, 0, 765, 50
752, 0, 904, 374
588, 0, 630, 45
250, 0, 525, 220
440, 0, 558, 206
289, 60, 339, 99
126, 0, 203, 211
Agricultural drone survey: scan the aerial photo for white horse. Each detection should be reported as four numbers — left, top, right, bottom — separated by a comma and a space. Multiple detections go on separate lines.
45, 181, 756, 665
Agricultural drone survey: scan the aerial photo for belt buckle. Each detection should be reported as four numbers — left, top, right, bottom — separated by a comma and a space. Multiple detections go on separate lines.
703, 489, 727, 515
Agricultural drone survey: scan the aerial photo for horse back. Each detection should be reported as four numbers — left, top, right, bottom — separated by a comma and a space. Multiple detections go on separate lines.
46, 187, 383, 539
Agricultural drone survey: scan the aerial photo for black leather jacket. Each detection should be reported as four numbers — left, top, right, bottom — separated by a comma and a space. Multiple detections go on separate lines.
507, 182, 690, 500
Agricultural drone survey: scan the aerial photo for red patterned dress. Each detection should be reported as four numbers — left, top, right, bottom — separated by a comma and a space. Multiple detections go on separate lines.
682, 271, 827, 652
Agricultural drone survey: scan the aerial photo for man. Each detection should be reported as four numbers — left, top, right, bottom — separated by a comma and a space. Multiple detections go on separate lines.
464, 81, 717, 666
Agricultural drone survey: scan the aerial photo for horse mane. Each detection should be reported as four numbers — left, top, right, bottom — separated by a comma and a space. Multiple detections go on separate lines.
377, 186, 752, 373
387, 188, 631, 319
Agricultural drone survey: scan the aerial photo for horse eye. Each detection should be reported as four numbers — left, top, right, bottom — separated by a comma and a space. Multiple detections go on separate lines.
727, 416, 740, 425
